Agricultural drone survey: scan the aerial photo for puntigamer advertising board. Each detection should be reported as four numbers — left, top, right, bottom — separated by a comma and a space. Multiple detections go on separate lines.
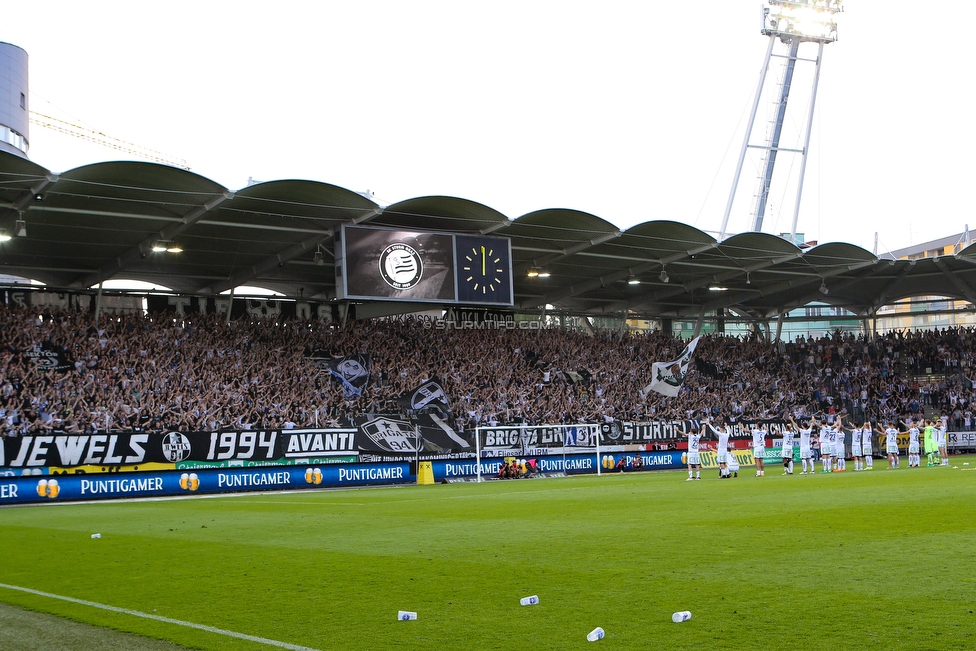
0, 452, 685, 505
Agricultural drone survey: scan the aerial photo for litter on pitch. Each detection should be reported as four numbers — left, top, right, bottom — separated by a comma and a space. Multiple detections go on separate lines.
586, 627, 605, 642
520, 595, 539, 606
91, 533, 101, 539
397, 611, 417, 620
672, 611, 692, 622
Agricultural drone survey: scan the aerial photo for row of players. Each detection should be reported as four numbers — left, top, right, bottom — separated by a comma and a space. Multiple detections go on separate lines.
683, 417, 950, 480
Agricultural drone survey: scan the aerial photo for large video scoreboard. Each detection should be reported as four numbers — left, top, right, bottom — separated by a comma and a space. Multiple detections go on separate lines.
335, 225, 513, 306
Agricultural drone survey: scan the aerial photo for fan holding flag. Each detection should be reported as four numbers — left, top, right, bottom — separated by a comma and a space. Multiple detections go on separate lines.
641, 335, 702, 398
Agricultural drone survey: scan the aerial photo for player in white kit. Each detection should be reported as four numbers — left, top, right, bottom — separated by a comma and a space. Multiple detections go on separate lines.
706, 418, 734, 479
751, 424, 767, 477
726, 447, 740, 477
876, 421, 901, 469
834, 421, 847, 472
849, 419, 864, 471
860, 420, 874, 469
790, 416, 816, 474
906, 420, 921, 468
819, 422, 835, 473
937, 416, 948, 465
780, 423, 795, 475
685, 424, 703, 481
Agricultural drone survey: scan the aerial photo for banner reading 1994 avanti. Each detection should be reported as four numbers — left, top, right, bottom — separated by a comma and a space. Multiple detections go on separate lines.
0, 430, 358, 475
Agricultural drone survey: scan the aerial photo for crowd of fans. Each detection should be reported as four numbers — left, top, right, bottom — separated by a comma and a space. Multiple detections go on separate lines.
1, 302, 975, 437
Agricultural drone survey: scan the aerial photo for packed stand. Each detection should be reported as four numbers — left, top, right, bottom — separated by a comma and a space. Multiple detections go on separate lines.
0, 303, 971, 437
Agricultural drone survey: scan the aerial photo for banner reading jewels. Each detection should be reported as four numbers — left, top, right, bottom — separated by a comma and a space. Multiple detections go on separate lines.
0, 430, 355, 471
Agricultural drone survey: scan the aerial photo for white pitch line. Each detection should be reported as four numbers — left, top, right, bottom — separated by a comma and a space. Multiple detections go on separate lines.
0, 582, 321, 651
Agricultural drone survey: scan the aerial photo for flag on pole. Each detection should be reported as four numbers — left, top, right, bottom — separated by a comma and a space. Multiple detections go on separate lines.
642, 335, 701, 398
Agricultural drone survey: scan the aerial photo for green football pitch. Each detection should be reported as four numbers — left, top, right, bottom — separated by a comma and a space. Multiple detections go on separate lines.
2, 460, 975, 651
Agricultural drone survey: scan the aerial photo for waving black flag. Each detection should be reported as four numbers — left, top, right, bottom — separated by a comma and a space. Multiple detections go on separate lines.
308, 351, 371, 398
397, 377, 450, 415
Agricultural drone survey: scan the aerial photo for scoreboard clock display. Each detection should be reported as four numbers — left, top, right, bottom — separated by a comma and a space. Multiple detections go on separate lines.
454, 234, 512, 305
335, 226, 513, 306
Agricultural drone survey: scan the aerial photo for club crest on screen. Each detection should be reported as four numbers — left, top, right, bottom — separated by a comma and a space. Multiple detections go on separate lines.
379, 243, 423, 290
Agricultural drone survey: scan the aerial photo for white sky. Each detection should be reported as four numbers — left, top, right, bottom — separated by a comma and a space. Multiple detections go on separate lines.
5, 1, 975, 255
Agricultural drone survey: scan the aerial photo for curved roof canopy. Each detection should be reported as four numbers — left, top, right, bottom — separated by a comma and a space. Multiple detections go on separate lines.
2, 151, 973, 321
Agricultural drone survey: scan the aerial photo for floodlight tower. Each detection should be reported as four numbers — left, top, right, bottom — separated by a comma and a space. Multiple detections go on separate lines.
718, 0, 843, 242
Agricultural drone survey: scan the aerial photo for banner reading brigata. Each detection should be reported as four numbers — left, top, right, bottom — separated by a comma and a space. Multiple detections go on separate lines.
478, 424, 600, 457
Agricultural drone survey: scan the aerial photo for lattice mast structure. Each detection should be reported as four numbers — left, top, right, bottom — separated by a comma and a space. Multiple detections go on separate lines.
719, 1, 843, 242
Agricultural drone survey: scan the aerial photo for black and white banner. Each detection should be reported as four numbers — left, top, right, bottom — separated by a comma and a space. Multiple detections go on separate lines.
0, 431, 281, 469
355, 413, 470, 455
641, 335, 701, 398
398, 377, 451, 414
1, 418, 798, 470
308, 352, 371, 398
478, 424, 600, 457
21, 342, 74, 372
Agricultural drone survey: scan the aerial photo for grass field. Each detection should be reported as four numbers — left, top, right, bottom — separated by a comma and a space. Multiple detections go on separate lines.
1, 460, 975, 651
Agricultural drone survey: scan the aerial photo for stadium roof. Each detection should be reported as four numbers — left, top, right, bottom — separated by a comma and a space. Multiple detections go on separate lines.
3, 150, 976, 323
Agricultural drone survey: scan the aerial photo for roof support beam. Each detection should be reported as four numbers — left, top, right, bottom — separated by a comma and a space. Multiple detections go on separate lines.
866, 261, 914, 313
71, 191, 234, 289
0, 174, 58, 232
512, 230, 622, 277
933, 257, 976, 305
204, 207, 383, 295
521, 241, 720, 309
603, 250, 804, 315
665, 258, 880, 319
768, 264, 885, 318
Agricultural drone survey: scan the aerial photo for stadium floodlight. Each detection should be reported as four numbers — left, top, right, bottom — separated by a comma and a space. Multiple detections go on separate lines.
152, 240, 182, 253
537, 271, 551, 278
15, 219, 26, 237
527, 268, 540, 277
628, 276, 640, 285
659, 269, 669, 283
720, 1, 842, 244
762, 0, 841, 44
0, 231, 10, 242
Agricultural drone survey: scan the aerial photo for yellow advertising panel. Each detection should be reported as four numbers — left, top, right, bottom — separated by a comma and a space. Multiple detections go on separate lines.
697, 449, 756, 469
48, 462, 176, 475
